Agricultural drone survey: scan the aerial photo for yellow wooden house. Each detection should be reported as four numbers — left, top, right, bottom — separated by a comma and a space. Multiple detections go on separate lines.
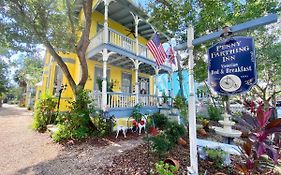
36, 0, 174, 117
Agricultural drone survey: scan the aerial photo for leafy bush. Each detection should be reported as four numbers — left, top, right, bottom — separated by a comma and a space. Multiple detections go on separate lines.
173, 95, 185, 109
204, 147, 227, 169
155, 161, 177, 175
32, 93, 57, 131
234, 105, 281, 174
207, 105, 222, 121
149, 120, 186, 156
152, 113, 169, 130
150, 133, 173, 156
162, 91, 169, 104
90, 112, 114, 137
132, 104, 142, 122
52, 89, 95, 142
164, 121, 185, 144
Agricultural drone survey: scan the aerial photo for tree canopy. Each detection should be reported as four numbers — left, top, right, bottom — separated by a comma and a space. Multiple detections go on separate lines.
0, 59, 9, 96
148, 0, 281, 106
0, 0, 93, 96
13, 56, 43, 87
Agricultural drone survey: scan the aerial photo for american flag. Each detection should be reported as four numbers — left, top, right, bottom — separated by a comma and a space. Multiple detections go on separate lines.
166, 44, 176, 65
146, 33, 166, 67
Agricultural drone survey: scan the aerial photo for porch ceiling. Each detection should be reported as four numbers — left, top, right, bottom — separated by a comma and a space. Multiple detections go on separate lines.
94, 0, 170, 42
89, 53, 168, 75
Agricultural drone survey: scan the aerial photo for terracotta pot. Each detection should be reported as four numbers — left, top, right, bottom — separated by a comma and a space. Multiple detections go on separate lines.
178, 137, 187, 146
164, 158, 180, 171
214, 173, 227, 175
197, 128, 207, 137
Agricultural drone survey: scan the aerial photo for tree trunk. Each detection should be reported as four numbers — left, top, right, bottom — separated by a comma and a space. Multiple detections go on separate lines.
76, 0, 93, 88
44, 42, 78, 97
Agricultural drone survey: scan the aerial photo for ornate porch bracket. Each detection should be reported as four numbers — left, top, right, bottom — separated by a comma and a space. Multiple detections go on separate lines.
130, 12, 142, 56
129, 58, 143, 104
102, 50, 116, 111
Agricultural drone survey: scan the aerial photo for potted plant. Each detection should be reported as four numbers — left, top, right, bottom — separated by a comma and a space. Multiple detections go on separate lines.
155, 160, 179, 174
162, 91, 169, 106
172, 95, 185, 114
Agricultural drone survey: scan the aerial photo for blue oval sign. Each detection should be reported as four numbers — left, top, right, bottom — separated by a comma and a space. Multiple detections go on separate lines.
208, 36, 257, 95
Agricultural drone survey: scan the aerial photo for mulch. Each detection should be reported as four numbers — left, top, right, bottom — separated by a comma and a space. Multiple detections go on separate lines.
58, 126, 277, 175
99, 140, 238, 175
61, 130, 143, 148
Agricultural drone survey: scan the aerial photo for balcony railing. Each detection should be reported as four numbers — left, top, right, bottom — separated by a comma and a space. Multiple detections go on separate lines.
89, 91, 171, 109
87, 28, 170, 67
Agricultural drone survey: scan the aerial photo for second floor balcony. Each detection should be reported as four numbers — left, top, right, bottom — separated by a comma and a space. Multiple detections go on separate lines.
86, 27, 171, 68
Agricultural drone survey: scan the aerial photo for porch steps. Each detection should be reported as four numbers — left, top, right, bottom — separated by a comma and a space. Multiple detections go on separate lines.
160, 108, 181, 124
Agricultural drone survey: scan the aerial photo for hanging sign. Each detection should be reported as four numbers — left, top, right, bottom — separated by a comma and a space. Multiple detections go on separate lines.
208, 36, 257, 95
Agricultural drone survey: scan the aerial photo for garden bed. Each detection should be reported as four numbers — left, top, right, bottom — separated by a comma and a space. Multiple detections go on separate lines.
99, 141, 277, 175
100, 142, 237, 174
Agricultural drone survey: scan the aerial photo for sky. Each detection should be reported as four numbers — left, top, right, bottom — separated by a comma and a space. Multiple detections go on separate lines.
134, 0, 149, 7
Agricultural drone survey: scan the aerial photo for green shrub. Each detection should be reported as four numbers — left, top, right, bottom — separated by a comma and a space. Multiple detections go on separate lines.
90, 113, 114, 137
207, 105, 222, 121
150, 133, 173, 156
164, 121, 185, 144
155, 161, 177, 175
162, 91, 169, 104
173, 95, 185, 109
32, 93, 57, 131
132, 104, 142, 121
52, 124, 71, 142
204, 147, 227, 169
149, 120, 186, 156
152, 113, 168, 130
52, 89, 95, 142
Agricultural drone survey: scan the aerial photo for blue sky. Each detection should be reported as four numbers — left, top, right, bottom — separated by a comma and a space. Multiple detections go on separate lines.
134, 0, 149, 7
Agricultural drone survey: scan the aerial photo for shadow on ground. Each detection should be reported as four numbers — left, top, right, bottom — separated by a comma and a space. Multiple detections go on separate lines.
14, 136, 143, 175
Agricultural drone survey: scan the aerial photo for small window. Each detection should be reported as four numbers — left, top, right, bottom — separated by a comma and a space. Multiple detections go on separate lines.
53, 65, 63, 95
122, 73, 132, 93
94, 66, 110, 91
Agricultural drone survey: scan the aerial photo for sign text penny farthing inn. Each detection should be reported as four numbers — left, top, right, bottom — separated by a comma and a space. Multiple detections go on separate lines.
208, 36, 257, 95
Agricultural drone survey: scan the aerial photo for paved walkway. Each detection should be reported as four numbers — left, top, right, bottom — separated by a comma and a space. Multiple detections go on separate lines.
0, 104, 61, 175
0, 104, 143, 175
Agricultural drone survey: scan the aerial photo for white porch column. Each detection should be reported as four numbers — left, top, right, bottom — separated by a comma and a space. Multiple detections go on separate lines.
168, 72, 173, 106
134, 60, 139, 104
130, 13, 141, 105
101, 0, 113, 111
103, 0, 114, 43
102, 50, 108, 111
153, 67, 160, 106
187, 25, 198, 175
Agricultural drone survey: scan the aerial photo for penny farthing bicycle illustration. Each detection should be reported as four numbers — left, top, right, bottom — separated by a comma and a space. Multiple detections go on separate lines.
219, 74, 241, 92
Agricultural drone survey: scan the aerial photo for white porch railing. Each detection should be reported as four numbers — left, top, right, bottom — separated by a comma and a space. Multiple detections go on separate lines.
87, 27, 171, 67
90, 91, 170, 109
107, 92, 136, 108
139, 94, 158, 107
108, 28, 136, 53
87, 30, 104, 53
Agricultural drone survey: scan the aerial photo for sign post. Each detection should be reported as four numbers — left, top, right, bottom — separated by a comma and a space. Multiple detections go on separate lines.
179, 14, 278, 175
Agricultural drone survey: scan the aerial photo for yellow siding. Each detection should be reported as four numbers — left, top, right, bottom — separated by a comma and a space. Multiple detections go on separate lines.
35, 3, 157, 111
90, 11, 149, 46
